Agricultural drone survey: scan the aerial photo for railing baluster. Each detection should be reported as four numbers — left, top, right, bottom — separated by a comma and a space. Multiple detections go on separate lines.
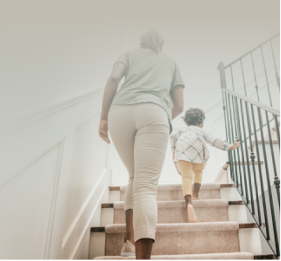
257, 107, 279, 257
245, 101, 262, 225
240, 59, 247, 96
224, 34, 279, 69
260, 46, 273, 107
218, 62, 234, 181
224, 93, 235, 182
250, 52, 260, 101
230, 65, 235, 91
231, 97, 244, 196
229, 65, 245, 196
265, 111, 280, 256
251, 104, 270, 239
227, 93, 239, 187
235, 96, 249, 203
274, 116, 281, 211
269, 39, 280, 90
240, 99, 255, 213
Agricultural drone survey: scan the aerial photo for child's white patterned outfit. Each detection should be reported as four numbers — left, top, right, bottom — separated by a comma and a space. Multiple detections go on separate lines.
170, 126, 231, 173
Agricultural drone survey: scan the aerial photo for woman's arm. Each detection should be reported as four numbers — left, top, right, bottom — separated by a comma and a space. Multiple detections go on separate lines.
171, 85, 184, 120
99, 62, 126, 144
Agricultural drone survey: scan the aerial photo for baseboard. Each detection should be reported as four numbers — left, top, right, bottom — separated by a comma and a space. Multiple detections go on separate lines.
61, 168, 110, 259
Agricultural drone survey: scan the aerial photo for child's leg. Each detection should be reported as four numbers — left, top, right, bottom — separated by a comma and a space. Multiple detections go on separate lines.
192, 163, 203, 200
177, 160, 198, 223
178, 160, 193, 198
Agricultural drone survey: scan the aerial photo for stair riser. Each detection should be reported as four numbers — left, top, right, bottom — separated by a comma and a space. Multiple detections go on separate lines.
114, 206, 229, 223
95, 253, 254, 260
105, 230, 240, 256
120, 190, 221, 201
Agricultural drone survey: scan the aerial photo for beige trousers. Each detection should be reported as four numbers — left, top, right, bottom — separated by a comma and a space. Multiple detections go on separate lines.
108, 103, 169, 242
177, 160, 203, 197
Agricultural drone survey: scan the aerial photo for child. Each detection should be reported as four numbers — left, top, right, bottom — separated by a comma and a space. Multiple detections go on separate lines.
170, 108, 240, 223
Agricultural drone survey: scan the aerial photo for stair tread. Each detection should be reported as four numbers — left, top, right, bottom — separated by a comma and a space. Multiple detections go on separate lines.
113, 199, 229, 209
120, 183, 220, 192
94, 252, 254, 259
105, 221, 239, 233
257, 140, 278, 144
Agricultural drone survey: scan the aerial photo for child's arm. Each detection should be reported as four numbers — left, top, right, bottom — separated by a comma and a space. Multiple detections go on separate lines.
170, 130, 183, 155
203, 131, 240, 151
229, 138, 240, 150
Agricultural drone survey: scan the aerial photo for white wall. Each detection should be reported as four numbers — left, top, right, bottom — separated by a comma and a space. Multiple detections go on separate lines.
0, 1, 124, 259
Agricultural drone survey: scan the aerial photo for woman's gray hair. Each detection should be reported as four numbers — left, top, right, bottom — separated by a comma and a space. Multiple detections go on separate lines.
140, 29, 164, 53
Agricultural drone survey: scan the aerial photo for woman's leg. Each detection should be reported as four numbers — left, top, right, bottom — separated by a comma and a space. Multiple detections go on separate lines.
192, 163, 203, 200
108, 106, 135, 245
178, 160, 198, 223
133, 103, 169, 259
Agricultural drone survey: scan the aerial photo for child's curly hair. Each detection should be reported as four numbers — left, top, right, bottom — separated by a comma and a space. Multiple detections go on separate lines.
182, 108, 205, 126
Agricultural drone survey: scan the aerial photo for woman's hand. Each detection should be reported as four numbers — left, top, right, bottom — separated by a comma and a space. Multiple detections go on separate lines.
99, 119, 111, 144
98, 62, 126, 144
229, 138, 240, 150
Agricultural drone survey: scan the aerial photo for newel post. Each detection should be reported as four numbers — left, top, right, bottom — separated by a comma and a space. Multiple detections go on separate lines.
274, 177, 280, 209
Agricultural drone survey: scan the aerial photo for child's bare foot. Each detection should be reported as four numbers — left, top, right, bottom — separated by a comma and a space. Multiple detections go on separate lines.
187, 204, 198, 223
192, 183, 201, 201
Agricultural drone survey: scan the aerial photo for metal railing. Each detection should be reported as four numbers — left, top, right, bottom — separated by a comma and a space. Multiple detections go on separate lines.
218, 61, 280, 258
224, 33, 280, 108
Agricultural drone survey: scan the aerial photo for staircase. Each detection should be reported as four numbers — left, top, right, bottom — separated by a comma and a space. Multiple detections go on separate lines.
90, 183, 276, 259
89, 34, 280, 259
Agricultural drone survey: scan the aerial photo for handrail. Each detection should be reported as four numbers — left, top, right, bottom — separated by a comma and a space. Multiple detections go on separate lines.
224, 33, 280, 69
219, 33, 280, 109
222, 88, 280, 116
206, 66, 277, 115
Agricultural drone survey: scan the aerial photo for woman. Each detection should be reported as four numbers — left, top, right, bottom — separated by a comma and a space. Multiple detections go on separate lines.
98, 29, 184, 259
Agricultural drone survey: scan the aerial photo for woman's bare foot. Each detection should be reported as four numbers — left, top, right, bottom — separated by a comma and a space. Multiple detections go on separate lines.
187, 204, 198, 223
192, 196, 200, 200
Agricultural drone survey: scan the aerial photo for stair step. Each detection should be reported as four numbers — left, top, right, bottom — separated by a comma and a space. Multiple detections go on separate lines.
104, 222, 240, 256
257, 140, 278, 144
112, 199, 229, 223
120, 183, 221, 201
109, 183, 235, 191
94, 252, 255, 259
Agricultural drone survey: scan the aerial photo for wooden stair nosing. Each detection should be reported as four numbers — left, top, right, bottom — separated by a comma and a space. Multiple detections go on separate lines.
91, 227, 105, 232
227, 161, 263, 165
102, 201, 245, 208
95, 254, 276, 259
239, 223, 259, 228
220, 184, 235, 188
101, 203, 113, 209
228, 200, 245, 205
109, 186, 121, 191
257, 140, 279, 145
91, 223, 261, 233
254, 254, 277, 259
110, 184, 237, 191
